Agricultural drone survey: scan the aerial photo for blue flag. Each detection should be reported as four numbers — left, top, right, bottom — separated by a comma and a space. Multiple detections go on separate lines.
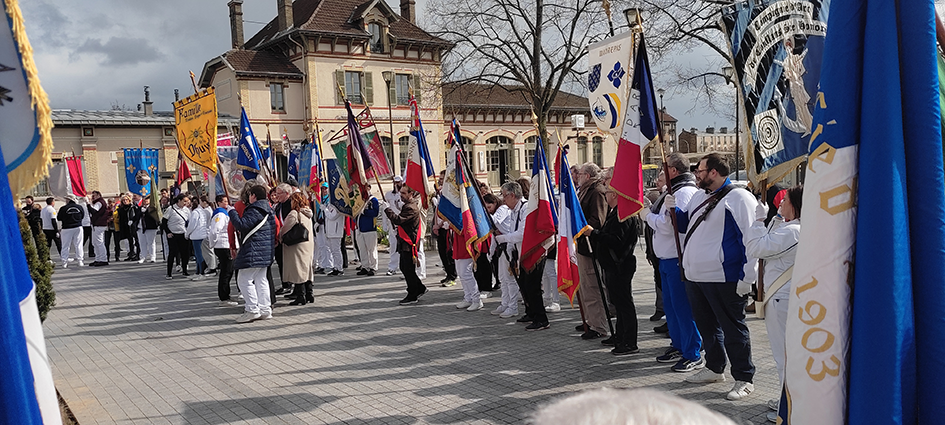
123, 148, 159, 197
287, 147, 299, 182
781, 0, 945, 423
236, 108, 263, 180
325, 158, 353, 216
298, 141, 311, 188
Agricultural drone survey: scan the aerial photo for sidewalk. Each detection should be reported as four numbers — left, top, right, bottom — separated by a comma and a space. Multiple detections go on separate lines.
44, 249, 779, 424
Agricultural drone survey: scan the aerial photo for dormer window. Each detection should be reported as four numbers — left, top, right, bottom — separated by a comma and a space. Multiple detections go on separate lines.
368, 22, 385, 53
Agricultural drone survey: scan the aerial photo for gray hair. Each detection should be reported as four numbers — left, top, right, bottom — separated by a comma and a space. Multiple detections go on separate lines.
666, 152, 690, 175
529, 388, 737, 425
601, 167, 614, 181
500, 181, 523, 199
581, 162, 602, 179
276, 183, 294, 194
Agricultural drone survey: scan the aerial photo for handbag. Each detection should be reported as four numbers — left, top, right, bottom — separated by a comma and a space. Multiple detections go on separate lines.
282, 222, 309, 246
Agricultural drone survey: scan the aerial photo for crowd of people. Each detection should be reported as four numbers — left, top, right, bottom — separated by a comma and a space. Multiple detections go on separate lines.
24, 152, 801, 422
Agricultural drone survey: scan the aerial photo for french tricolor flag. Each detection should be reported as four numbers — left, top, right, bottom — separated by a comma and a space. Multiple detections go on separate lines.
404, 97, 435, 209
521, 137, 558, 272
47, 155, 87, 198
555, 146, 591, 304
612, 33, 658, 221
0, 160, 61, 423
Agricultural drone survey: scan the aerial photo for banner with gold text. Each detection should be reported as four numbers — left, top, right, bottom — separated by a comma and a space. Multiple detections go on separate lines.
173, 87, 218, 174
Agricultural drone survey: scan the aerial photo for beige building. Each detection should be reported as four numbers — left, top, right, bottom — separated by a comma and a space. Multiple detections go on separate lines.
198, 0, 452, 178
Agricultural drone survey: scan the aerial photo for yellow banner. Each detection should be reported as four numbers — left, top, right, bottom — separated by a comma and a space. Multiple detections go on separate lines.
174, 87, 218, 173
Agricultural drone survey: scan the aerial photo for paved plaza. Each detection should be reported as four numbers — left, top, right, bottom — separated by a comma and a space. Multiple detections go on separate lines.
45, 247, 780, 424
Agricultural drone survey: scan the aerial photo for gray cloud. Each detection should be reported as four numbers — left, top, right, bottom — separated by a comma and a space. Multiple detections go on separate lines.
74, 37, 164, 66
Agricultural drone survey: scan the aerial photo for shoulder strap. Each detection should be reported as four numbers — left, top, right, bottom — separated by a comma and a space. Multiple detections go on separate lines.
241, 213, 270, 245
683, 185, 738, 247
756, 265, 794, 319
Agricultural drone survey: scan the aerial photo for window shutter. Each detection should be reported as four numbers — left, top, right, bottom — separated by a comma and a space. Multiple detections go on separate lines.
335, 70, 345, 105
412, 74, 421, 104
389, 82, 397, 106
510, 147, 519, 172
364, 72, 374, 106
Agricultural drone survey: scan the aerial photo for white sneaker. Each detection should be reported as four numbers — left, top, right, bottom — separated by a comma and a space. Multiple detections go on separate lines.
490, 306, 506, 316
766, 411, 778, 423
767, 398, 779, 411
237, 294, 244, 300
499, 310, 519, 318
466, 300, 484, 311
545, 303, 561, 312
137, 258, 145, 264
62, 263, 68, 269
479, 292, 491, 299
455, 300, 472, 309
258, 311, 273, 320
726, 381, 754, 400
685, 368, 725, 384
219, 300, 238, 307
78, 261, 85, 267
236, 312, 261, 323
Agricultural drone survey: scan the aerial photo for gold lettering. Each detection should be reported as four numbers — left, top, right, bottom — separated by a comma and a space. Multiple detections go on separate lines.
807, 141, 835, 172
798, 300, 827, 326
801, 327, 835, 353
820, 178, 857, 215
816, 91, 826, 109
806, 355, 841, 381
795, 276, 818, 297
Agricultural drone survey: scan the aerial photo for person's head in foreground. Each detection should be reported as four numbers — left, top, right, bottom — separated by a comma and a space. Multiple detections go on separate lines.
529, 388, 737, 425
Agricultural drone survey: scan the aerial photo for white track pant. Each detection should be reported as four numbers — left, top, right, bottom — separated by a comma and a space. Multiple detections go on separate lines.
356, 231, 378, 271
498, 256, 520, 314
141, 229, 157, 261
766, 296, 790, 384
60, 227, 84, 265
315, 226, 332, 270
237, 267, 271, 314
387, 224, 400, 273
91, 226, 107, 263
456, 258, 479, 302
328, 237, 343, 271
542, 258, 560, 305
417, 241, 426, 279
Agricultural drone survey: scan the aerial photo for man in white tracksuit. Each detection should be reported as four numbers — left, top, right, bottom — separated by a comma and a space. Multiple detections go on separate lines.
58, 195, 86, 268
314, 183, 332, 273
324, 197, 346, 276
489, 193, 520, 318
667, 153, 760, 402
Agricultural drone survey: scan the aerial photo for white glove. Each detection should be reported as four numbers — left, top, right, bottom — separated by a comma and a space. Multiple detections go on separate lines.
664, 193, 676, 210
736, 280, 752, 297
755, 201, 768, 221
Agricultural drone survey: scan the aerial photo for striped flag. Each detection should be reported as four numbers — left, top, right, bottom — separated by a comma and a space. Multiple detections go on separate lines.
611, 33, 656, 221
520, 136, 557, 272
48, 155, 87, 198
236, 107, 264, 180
404, 96, 435, 209
781, 0, 945, 423
555, 146, 591, 304
436, 120, 491, 258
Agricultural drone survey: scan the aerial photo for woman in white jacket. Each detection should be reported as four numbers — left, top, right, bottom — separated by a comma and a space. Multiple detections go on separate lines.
209, 195, 237, 306
186, 197, 212, 278
744, 185, 802, 423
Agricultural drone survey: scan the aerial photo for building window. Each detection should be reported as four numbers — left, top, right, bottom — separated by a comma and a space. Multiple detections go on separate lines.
592, 136, 603, 166
345, 71, 363, 104
577, 136, 588, 164
270, 83, 285, 112
380, 136, 394, 165
368, 23, 385, 53
399, 136, 410, 171
395, 74, 411, 105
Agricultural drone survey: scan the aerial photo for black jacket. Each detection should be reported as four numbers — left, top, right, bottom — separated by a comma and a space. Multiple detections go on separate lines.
590, 205, 641, 270
58, 201, 85, 229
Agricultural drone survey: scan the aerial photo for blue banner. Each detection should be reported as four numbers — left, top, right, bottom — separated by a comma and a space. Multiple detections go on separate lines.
298, 142, 311, 188
236, 108, 263, 180
325, 158, 353, 216
123, 148, 159, 196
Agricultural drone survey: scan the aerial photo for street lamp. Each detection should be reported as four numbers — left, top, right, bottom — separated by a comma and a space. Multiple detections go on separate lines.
657, 88, 667, 153
722, 65, 740, 179
382, 70, 395, 170
623, 7, 641, 30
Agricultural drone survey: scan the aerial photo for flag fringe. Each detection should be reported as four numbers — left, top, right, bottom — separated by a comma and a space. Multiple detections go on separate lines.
5, 0, 53, 198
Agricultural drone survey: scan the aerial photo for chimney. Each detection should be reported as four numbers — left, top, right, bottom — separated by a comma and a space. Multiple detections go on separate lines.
143, 86, 153, 116
400, 0, 416, 24
228, 0, 244, 49
277, 0, 294, 32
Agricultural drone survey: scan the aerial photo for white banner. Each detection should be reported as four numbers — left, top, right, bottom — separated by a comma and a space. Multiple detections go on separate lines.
587, 32, 634, 139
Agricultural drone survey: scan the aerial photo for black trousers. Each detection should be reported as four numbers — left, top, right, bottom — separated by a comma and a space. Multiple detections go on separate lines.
84, 226, 93, 257
44, 229, 61, 256
340, 236, 348, 268
274, 244, 284, 283
436, 231, 456, 279
685, 280, 755, 382
401, 252, 427, 298
517, 259, 548, 324
125, 231, 140, 258
604, 257, 639, 349
166, 233, 190, 276
215, 248, 234, 301
474, 252, 494, 292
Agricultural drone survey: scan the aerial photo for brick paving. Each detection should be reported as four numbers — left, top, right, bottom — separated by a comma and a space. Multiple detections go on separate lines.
45, 247, 780, 424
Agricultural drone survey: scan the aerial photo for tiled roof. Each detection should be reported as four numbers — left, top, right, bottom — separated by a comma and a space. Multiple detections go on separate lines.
245, 0, 450, 49
442, 82, 589, 112
52, 110, 240, 127
223, 49, 303, 79
660, 110, 677, 123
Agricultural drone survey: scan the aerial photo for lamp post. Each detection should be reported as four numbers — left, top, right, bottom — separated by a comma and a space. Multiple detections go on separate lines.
382, 70, 395, 172
623, 7, 641, 30
657, 88, 666, 154
722, 65, 739, 179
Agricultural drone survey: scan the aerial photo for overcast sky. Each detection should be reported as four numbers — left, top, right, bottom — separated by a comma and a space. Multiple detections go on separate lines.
20, 0, 729, 130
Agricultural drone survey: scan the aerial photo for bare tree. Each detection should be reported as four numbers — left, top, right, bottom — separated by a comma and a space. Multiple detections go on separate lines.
427, 0, 610, 144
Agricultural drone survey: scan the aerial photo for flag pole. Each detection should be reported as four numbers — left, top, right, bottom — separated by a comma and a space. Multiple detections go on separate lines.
358, 87, 396, 179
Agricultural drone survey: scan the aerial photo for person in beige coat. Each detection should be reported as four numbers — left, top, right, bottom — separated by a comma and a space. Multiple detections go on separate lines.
280, 192, 316, 305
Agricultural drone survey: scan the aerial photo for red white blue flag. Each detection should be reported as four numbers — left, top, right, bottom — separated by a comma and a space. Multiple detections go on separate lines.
437, 120, 491, 258
404, 97, 435, 209
521, 136, 557, 272
555, 146, 591, 304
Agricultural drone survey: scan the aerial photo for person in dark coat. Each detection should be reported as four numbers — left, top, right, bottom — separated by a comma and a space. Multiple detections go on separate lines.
117, 195, 141, 261
228, 184, 276, 323
383, 185, 427, 305
591, 177, 642, 356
